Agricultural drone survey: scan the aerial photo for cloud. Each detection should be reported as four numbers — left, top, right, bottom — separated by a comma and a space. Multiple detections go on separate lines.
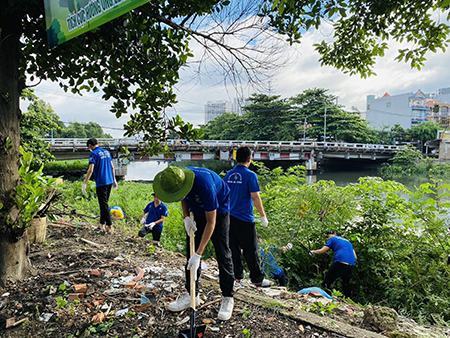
30, 21, 450, 135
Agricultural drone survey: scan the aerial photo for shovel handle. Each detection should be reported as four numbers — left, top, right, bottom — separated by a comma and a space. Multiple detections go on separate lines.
189, 216, 196, 311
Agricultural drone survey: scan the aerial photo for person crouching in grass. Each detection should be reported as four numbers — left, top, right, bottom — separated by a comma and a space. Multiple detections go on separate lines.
138, 193, 168, 246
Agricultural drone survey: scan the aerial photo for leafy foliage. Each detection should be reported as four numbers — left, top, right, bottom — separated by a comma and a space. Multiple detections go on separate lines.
259, 167, 450, 323
20, 89, 62, 167
380, 146, 450, 182
15, 147, 57, 229
55, 122, 112, 139
263, 0, 450, 77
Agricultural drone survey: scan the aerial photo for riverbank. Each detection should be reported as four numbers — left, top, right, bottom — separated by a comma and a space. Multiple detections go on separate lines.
55, 166, 450, 326
0, 217, 446, 337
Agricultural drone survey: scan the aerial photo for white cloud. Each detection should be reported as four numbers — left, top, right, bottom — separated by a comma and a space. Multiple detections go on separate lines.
30, 23, 450, 134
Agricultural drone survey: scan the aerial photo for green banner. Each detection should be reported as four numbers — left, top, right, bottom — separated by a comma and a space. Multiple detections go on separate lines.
44, 0, 148, 48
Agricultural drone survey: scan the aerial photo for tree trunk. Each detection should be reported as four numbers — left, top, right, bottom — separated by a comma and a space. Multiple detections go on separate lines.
0, 3, 28, 284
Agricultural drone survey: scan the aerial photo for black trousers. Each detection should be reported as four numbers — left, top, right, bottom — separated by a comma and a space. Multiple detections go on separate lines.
229, 215, 264, 283
185, 212, 234, 297
324, 261, 353, 297
96, 184, 112, 226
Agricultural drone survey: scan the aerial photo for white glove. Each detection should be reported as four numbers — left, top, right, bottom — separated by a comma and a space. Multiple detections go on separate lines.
184, 216, 197, 235
260, 216, 269, 227
145, 222, 156, 230
140, 213, 148, 225
81, 183, 87, 196
187, 253, 201, 280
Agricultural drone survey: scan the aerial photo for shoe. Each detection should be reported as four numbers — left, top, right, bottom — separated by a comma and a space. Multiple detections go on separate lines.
234, 279, 244, 290
167, 292, 201, 312
217, 296, 234, 321
254, 279, 273, 288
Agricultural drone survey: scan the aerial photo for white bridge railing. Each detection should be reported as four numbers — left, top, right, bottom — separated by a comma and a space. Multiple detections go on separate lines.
43, 138, 405, 153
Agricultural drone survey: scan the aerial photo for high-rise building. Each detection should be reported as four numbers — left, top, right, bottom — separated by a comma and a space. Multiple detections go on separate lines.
204, 101, 232, 123
366, 88, 450, 129
204, 98, 250, 123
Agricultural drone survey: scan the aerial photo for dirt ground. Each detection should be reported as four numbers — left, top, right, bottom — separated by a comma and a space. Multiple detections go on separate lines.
0, 220, 345, 338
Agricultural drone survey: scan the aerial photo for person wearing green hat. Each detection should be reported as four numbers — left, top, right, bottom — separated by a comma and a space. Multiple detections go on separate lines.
153, 165, 235, 321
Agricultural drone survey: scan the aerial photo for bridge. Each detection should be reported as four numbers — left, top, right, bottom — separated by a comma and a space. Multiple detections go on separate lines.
44, 138, 404, 172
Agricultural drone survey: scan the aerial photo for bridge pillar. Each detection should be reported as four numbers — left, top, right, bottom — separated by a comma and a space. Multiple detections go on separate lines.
305, 158, 317, 175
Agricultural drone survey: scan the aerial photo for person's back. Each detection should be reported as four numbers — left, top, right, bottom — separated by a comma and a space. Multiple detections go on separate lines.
184, 167, 229, 214
224, 165, 259, 222
326, 236, 356, 266
90, 146, 114, 187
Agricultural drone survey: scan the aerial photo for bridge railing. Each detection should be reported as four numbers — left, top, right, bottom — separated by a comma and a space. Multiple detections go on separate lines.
43, 138, 405, 152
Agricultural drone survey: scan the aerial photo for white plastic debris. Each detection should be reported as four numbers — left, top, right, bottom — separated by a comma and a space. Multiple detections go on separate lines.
115, 308, 129, 317
39, 313, 53, 322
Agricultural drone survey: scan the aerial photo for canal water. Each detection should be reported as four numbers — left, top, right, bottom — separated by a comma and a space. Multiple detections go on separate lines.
125, 160, 382, 186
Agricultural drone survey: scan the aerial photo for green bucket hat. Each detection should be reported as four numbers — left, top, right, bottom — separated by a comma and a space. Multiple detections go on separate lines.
153, 166, 195, 203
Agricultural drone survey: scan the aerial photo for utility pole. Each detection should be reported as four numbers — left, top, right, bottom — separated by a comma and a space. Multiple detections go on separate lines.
303, 116, 307, 141
324, 107, 327, 142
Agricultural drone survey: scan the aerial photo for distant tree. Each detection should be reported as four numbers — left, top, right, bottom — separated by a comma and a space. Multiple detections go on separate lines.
57, 122, 112, 139
20, 89, 62, 167
202, 113, 246, 140
409, 121, 440, 147
243, 94, 293, 140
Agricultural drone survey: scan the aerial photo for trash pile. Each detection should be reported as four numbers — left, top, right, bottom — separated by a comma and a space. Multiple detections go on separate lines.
0, 220, 447, 338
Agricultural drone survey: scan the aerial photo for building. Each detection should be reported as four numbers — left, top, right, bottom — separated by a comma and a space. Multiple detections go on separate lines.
204, 101, 232, 123
204, 98, 250, 123
366, 87, 450, 129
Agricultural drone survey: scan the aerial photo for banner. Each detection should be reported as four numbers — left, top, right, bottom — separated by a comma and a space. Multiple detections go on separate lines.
44, 0, 148, 48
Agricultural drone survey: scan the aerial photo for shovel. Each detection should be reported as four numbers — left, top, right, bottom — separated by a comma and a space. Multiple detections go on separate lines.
178, 220, 206, 338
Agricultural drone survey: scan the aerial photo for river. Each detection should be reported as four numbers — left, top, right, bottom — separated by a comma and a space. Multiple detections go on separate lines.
124, 160, 382, 186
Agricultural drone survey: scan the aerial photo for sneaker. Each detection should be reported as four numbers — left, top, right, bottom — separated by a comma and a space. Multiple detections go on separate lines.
167, 292, 201, 312
254, 279, 273, 288
217, 296, 234, 321
234, 279, 244, 290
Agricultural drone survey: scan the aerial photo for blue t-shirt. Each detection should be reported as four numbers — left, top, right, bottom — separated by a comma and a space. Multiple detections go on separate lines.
144, 201, 168, 232
184, 167, 230, 215
224, 165, 260, 222
325, 236, 356, 266
89, 147, 114, 187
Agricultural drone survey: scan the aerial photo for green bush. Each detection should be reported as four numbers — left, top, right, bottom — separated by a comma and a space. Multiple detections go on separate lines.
44, 159, 88, 174
260, 168, 450, 323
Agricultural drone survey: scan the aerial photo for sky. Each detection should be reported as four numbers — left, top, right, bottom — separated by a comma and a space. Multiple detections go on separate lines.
31, 23, 450, 138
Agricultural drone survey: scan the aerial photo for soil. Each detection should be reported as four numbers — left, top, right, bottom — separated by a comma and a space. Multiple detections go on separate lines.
0, 220, 341, 338
0, 219, 446, 338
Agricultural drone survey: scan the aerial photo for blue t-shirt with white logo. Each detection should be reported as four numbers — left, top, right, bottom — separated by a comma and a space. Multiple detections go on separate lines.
144, 201, 169, 232
224, 164, 260, 222
325, 236, 356, 266
89, 147, 114, 187
184, 167, 230, 215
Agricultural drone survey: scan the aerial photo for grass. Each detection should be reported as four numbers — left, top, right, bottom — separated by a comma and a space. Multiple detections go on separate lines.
56, 180, 186, 253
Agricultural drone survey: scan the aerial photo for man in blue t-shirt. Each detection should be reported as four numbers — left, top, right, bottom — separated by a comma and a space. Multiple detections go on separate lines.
138, 192, 168, 245
153, 165, 235, 321
224, 147, 271, 287
82, 138, 118, 234
311, 230, 357, 297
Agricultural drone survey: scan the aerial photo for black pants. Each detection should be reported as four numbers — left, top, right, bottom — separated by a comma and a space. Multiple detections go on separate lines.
229, 215, 264, 283
324, 262, 353, 297
96, 184, 112, 226
185, 212, 234, 297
